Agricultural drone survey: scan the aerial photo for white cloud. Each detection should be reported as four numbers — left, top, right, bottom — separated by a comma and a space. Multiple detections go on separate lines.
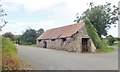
2, 20, 55, 35
2, 0, 90, 13
3, 0, 119, 13
3, 0, 64, 13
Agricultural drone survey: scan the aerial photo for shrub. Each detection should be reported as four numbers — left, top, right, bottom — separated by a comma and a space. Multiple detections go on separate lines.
106, 35, 115, 46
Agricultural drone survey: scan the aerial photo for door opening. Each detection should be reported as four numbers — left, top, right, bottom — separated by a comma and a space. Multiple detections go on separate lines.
43, 41, 47, 48
81, 38, 90, 53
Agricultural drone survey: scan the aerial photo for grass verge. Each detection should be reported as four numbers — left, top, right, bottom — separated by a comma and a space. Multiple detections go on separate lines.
2, 36, 33, 70
2, 37, 20, 70
118, 41, 120, 48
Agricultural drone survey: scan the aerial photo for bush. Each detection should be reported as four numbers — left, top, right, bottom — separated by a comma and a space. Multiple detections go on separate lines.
84, 19, 114, 52
106, 35, 115, 46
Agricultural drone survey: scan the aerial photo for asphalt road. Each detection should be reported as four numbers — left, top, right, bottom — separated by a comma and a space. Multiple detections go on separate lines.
16, 45, 118, 70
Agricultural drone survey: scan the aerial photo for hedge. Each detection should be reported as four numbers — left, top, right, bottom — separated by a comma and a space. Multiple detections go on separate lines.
84, 19, 114, 52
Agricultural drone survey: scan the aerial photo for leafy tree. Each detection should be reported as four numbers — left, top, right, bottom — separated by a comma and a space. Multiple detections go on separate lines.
74, 2, 119, 38
0, 2, 7, 31
3, 32, 14, 40
14, 35, 21, 44
20, 28, 37, 45
106, 35, 115, 46
36, 28, 44, 37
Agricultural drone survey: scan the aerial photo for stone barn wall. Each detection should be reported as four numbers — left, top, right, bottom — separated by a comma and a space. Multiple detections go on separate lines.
37, 24, 96, 52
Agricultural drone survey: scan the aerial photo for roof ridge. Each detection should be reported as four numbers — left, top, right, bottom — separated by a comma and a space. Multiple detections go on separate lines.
37, 22, 84, 40
47, 23, 81, 31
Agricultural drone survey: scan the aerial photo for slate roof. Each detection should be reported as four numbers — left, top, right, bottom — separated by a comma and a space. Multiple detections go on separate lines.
37, 22, 84, 40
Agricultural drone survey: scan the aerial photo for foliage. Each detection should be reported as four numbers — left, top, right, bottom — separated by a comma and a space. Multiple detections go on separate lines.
0, 36, 2, 71
84, 19, 114, 52
20, 28, 38, 45
106, 35, 115, 46
36, 28, 44, 37
20, 28, 44, 45
3, 32, 14, 40
2, 37, 17, 56
118, 41, 120, 48
75, 2, 119, 38
2, 36, 19, 70
0, 2, 7, 31
13, 35, 21, 44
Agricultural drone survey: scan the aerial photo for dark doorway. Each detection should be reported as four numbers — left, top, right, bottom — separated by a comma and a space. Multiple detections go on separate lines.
61, 38, 66, 46
43, 41, 47, 48
81, 38, 90, 53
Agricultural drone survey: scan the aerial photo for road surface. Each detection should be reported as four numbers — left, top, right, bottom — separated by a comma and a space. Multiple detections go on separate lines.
16, 45, 118, 70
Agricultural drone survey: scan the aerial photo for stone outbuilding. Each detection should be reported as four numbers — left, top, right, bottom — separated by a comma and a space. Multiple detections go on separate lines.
37, 22, 96, 53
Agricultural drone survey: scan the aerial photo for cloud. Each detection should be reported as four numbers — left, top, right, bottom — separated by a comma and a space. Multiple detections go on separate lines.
3, 0, 64, 13
3, 0, 89, 13
3, 0, 119, 11
3, 0, 118, 14
2, 20, 55, 35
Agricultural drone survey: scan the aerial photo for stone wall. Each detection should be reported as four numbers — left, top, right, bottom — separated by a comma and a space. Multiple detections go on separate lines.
37, 24, 96, 52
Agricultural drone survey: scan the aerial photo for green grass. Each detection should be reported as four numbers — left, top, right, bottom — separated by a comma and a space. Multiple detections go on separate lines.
100, 46, 115, 52
2, 36, 20, 70
2, 37, 17, 56
118, 41, 120, 48
0, 36, 1, 70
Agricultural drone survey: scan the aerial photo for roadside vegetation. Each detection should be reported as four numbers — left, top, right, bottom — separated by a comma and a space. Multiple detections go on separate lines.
2, 36, 33, 70
0, 36, 2, 71
118, 41, 120, 48
106, 35, 115, 46
84, 19, 114, 52
2, 36, 20, 70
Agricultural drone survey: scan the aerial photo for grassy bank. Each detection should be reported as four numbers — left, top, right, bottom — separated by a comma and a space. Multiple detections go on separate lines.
2, 37, 20, 70
0, 36, 2, 71
2, 36, 33, 70
118, 41, 120, 48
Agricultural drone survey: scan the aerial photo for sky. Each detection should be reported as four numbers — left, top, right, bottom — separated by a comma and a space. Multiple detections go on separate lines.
1, 0, 119, 37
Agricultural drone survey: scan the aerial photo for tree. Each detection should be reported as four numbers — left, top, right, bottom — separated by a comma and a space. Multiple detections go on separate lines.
74, 2, 119, 38
3, 32, 14, 40
36, 28, 44, 37
0, 1, 7, 31
14, 35, 21, 44
20, 28, 38, 45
